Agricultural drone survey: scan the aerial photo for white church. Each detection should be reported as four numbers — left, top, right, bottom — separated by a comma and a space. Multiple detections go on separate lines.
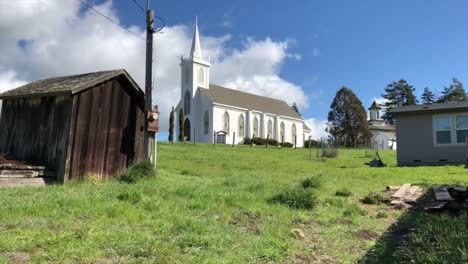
175, 21, 311, 147
368, 101, 397, 150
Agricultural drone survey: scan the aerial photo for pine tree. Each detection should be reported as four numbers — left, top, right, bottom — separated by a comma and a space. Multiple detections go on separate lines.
421, 87, 435, 105
327, 87, 371, 147
168, 107, 174, 142
381, 79, 418, 124
291, 102, 301, 116
437, 78, 467, 103
178, 109, 184, 142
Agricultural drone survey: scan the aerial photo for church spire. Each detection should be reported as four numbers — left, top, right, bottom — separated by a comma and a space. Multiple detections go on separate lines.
190, 17, 203, 59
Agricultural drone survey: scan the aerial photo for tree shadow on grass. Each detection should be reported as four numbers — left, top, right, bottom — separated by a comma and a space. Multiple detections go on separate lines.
358, 187, 468, 264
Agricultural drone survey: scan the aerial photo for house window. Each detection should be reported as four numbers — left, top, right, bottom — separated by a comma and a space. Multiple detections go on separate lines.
455, 114, 468, 143
223, 112, 230, 133
184, 91, 191, 115
238, 114, 245, 137
291, 124, 296, 141
434, 115, 452, 144
253, 117, 259, 137
267, 120, 273, 138
204, 111, 209, 134
280, 122, 285, 141
198, 68, 204, 86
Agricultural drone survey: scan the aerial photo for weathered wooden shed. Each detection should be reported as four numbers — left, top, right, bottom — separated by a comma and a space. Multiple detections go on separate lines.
0, 69, 146, 183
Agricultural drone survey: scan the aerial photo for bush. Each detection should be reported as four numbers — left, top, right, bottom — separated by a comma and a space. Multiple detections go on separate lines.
301, 175, 322, 189
119, 161, 156, 184
117, 189, 144, 204
269, 187, 316, 209
280, 142, 294, 148
362, 192, 384, 205
322, 148, 338, 158
335, 188, 352, 197
304, 139, 321, 148
243, 137, 279, 146
342, 203, 368, 217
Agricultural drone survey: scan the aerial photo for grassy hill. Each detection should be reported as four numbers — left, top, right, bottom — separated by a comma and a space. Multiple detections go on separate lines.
0, 143, 467, 263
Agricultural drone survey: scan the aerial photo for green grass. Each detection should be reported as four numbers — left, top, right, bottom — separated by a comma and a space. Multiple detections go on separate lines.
0, 143, 467, 263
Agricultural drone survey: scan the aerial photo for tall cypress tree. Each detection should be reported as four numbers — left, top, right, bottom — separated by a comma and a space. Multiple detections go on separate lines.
421, 87, 435, 105
381, 79, 418, 124
168, 106, 174, 142
327, 87, 371, 147
437, 78, 467, 103
178, 109, 184, 142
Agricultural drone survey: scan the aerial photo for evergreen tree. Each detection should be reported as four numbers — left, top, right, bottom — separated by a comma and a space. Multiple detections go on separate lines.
437, 78, 467, 103
327, 87, 371, 147
421, 87, 435, 105
291, 102, 301, 116
381, 79, 418, 124
168, 106, 174, 142
178, 109, 184, 142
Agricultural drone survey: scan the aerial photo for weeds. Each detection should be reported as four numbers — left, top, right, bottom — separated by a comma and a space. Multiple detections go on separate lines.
119, 161, 156, 184
301, 175, 322, 189
269, 187, 317, 209
335, 188, 352, 197
362, 192, 385, 205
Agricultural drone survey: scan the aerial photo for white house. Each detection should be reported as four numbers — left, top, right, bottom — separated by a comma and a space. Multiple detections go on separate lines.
174, 20, 311, 147
368, 101, 397, 150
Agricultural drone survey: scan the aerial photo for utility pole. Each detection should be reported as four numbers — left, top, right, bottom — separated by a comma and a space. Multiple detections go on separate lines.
144, 0, 155, 160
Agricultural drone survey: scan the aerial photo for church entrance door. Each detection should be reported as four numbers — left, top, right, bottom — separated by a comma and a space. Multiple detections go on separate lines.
184, 118, 191, 141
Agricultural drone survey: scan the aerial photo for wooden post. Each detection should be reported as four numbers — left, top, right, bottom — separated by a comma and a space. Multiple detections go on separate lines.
294, 135, 297, 149
465, 136, 468, 166
213, 131, 216, 146
316, 138, 322, 159
281, 135, 284, 148
308, 136, 312, 160
193, 127, 196, 145
251, 134, 254, 147
266, 134, 269, 148
233, 132, 236, 147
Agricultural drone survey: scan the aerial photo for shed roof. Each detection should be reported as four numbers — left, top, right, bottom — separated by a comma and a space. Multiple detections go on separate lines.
368, 101, 382, 110
200, 84, 302, 119
0, 69, 142, 99
389, 101, 468, 115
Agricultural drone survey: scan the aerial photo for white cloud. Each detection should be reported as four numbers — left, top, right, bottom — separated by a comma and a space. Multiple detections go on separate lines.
305, 118, 329, 140
0, 0, 309, 132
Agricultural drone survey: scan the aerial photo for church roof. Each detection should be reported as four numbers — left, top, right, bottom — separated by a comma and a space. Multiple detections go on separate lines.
368, 101, 382, 110
200, 84, 302, 119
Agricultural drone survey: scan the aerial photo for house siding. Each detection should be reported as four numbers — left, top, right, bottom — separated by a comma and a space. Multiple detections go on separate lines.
396, 113, 467, 165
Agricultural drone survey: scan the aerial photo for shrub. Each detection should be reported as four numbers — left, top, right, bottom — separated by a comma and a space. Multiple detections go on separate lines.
335, 188, 352, 197
280, 142, 294, 148
322, 148, 338, 158
243, 137, 279, 146
304, 139, 321, 148
119, 161, 156, 184
117, 189, 144, 204
269, 187, 317, 209
376, 210, 388, 218
362, 192, 384, 205
301, 175, 322, 189
342, 203, 368, 217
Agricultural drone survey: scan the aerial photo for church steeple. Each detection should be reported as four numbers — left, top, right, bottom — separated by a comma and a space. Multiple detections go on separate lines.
190, 17, 203, 59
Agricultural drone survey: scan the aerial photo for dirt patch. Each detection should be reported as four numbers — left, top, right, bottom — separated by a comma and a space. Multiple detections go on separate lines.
228, 211, 262, 235
333, 218, 353, 225
1, 252, 30, 264
352, 229, 379, 240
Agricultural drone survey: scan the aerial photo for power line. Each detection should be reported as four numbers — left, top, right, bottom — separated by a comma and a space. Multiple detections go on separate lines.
76, 0, 146, 42
130, 0, 145, 14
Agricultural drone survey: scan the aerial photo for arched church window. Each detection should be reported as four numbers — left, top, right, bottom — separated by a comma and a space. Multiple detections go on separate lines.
198, 68, 204, 86
238, 114, 245, 137
184, 91, 191, 115
291, 124, 297, 142
253, 117, 259, 137
223, 112, 230, 133
267, 120, 273, 138
204, 111, 209, 134
280, 122, 285, 141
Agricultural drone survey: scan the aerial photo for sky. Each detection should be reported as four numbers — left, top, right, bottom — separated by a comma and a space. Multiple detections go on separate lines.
1, 0, 467, 140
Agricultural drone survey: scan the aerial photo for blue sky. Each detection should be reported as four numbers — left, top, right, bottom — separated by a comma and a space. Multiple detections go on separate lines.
111, 0, 468, 120
1, 0, 467, 140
